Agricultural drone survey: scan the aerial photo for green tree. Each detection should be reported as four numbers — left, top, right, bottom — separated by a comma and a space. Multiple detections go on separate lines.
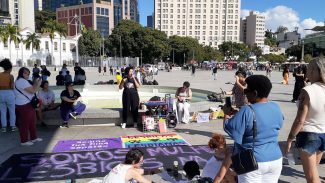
276, 26, 288, 33
304, 54, 313, 62
107, 20, 170, 63
24, 32, 41, 55
251, 44, 263, 62
218, 42, 250, 61
264, 30, 277, 47
286, 45, 302, 61
35, 11, 56, 33
78, 29, 102, 57
3, 24, 21, 61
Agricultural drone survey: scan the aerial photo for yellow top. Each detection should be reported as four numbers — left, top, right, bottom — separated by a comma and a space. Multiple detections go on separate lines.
0, 73, 12, 90
116, 75, 122, 85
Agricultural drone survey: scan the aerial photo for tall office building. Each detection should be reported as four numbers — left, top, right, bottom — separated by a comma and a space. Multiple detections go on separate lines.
130, 0, 139, 22
42, 0, 93, 11
154, 0, 241, 47
147, 15, 153, 28
113, 0, 139, 26
240, 11, 265, 47
34, 0, 43, 11
56, 1, 114, 37
2, 0, 35, 31
0, 0, 11, 25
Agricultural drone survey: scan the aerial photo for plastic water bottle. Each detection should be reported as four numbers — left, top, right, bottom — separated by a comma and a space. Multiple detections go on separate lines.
173, 160, 179, 179
287, 152, 295, 165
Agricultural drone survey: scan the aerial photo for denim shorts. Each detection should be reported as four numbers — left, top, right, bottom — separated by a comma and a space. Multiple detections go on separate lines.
295, 132, 325, 154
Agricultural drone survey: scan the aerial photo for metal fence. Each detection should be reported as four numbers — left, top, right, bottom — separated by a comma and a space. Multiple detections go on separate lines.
77, 57, 139, 67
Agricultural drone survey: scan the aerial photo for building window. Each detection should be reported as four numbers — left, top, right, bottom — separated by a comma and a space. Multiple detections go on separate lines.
54, 42, 58, 51
63, 43, 66, 52
45, 41, 49, 50
97, 7, 100, 14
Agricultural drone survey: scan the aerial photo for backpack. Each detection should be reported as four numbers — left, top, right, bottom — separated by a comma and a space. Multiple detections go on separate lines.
108, 80, 114, 84
152, 80, 159, 85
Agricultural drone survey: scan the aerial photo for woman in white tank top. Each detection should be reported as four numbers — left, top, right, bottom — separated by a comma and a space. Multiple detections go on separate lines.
102, 148, 152, 183
286, 57, 325, 183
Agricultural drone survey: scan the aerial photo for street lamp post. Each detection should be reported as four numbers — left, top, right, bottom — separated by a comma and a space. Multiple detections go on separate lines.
183, 53, 186, 66
119, 36, 122, 58
172, 49, 175, 64
301, 40, 304, 62
67, 14, 81, 64
140, 50, 143, 65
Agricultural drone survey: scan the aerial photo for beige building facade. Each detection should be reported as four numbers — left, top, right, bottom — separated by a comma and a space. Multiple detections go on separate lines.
241, 11, 265, 47
154, 0, 241, 47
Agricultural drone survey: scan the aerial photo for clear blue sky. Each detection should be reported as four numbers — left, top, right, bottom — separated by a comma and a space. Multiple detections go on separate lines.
139, 0, 325, 26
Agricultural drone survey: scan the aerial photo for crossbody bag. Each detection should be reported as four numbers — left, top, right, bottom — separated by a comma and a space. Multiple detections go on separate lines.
15, 85, 40, 109
231, 105, 258, 175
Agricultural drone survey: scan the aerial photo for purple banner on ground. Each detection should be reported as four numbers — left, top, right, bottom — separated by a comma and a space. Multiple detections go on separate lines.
52, 138, 122, 152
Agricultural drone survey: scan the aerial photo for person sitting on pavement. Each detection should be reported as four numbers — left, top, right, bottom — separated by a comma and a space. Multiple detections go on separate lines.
202, 133, 236, 183
60, 82, 86, 128
36, 81, 60, 127
64, 71, 73, 84
56, 71, 65, 86
40, 65, 51, 81
175, 81, 192, 124
60, 63, 69, 77
180, 161, 213, 183
102, 148, 154, 183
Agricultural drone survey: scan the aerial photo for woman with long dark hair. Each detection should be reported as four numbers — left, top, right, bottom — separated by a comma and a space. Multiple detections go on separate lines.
291, 66, 305, 103
119, 67, 140, 128
0, 59, 16, 132
14, 67, 42, 146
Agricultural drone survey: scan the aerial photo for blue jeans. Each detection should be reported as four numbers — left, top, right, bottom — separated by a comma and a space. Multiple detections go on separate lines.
0, 90, 16, 127
296, 132, 325, 154
60, 103, 86, 121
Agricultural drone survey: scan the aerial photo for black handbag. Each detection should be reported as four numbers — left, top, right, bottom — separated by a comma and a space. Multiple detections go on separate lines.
231, 105, 258, 175
15, 85, 40, 109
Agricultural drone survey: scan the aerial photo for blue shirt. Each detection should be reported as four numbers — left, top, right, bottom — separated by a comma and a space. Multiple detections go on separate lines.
224, 102, 283, 162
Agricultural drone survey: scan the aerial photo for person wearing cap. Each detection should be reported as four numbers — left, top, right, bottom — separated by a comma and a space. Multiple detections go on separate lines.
60, 82, 86, 128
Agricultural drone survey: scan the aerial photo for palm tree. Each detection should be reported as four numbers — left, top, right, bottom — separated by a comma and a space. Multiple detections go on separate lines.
3, 24, 20, 61
24, 32, 41, 56
55, 23, 67, 65
41, 20, 57, 65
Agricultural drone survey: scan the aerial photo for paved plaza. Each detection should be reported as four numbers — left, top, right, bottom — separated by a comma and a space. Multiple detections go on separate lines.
0, 68, 324, 183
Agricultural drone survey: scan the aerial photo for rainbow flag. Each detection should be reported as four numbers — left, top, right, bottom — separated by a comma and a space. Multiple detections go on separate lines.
121, 133, 190, 148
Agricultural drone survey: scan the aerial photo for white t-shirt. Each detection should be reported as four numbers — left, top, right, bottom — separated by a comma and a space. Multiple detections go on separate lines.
102, 164, 133, 183
37, 90, 55, 105
301, 82, 325, 133
14, 78, 34, 105
61, 68, 68, 76
201, 156, 223, 180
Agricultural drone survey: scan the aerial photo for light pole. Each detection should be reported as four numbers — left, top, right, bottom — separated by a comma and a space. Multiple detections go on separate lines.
119, 36, 122, 58
172, 49, 175, 64
68, 14, 81, 64
301, 40, 304, 62
140, 50, 143, 65
183, 52, 186, 66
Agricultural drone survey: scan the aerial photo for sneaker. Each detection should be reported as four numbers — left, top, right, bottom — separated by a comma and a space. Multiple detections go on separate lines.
31, 138, 43, 143
1, 128, 6, 133
121, 123, 126, 129
60, 122, 69, 128
21, 141, 34, 146
11, 127, 17, 132
69, 112, 77, 120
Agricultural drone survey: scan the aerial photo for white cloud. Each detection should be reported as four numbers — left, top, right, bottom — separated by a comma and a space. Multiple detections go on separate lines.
240, 9, 250, 18
241, 5, 323, 37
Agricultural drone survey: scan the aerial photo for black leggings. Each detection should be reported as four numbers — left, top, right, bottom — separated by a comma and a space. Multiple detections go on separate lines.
122, 90, 139, 123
